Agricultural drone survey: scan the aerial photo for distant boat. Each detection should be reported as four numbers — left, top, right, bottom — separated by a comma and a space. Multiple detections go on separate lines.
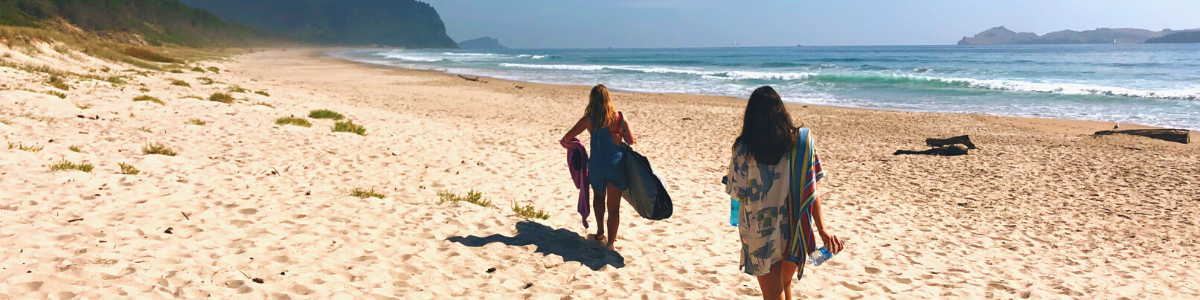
797, 45, 803, 47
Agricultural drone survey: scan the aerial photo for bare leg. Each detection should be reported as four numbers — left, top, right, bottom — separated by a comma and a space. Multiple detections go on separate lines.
755, 261, 784, 300
779, 261, 799, 300
604, 183, 622, 250
592, 188, 606, 242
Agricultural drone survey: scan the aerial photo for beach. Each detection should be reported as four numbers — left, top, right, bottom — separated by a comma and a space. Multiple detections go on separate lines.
1, 47, 1198, 299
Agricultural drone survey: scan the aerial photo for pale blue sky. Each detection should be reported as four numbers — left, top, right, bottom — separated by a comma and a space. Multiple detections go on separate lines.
423, 0, 1200, 48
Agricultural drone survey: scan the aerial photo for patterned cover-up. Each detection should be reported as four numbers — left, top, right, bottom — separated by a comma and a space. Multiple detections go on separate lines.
726, 128, 825, 278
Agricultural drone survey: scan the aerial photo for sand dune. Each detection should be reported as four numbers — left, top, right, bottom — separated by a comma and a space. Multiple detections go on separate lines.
1, 47, 1197, 299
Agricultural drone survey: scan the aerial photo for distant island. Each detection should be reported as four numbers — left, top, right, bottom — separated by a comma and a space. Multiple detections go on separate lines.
177, 0, 458, 48
958, 26, 1200, 45
458, 37, 505, 49
1145, 31, 1200, 44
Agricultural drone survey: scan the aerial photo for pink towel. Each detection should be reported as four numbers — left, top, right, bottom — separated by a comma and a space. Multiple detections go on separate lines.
561, 138, 590, 228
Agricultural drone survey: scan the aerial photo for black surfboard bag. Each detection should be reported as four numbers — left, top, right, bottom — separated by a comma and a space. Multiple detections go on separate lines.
621, 146, 673, 220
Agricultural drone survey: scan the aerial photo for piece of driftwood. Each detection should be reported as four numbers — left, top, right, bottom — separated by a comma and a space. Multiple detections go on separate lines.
894, 145, 969, 156
458, 75, 481, 82
1094, 129, 1190, 144
926, 135, 976, 149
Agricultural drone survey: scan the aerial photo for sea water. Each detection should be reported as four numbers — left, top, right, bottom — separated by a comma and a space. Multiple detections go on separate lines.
333, 45, 1200, 130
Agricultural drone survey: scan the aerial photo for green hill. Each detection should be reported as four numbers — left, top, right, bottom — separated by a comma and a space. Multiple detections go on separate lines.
0, 0, 262, 47
1145, 31, 1200, 44
176, 0, 457, 48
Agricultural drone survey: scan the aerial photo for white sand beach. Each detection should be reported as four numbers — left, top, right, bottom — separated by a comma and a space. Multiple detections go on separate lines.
1, 46, 1198, 299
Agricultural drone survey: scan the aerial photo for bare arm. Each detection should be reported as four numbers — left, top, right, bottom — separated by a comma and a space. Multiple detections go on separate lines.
621, 117, 636, 145
561, 117, 589, 144
810, 181, 844, 254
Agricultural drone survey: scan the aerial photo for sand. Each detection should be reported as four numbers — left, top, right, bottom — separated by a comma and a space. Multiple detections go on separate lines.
1, 46, 1197, 299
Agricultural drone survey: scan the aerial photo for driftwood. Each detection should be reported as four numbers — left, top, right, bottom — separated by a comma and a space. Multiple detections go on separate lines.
926, 135, 976, 149
457, 75, 482, 82
1094, 129, 1190, 144
894, 145, 969, 156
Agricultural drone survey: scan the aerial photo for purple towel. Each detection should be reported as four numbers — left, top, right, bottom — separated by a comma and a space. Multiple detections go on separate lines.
561, 138, 590, 228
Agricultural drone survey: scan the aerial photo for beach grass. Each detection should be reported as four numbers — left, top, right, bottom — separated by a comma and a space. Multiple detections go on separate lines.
123, 47, 175, 63
138, 87, 150, 92
511, 202, 550, 220
74, 102, 91, 109
228, 85, 248, 93
7, 142, 43, 152
191, 67, 205, 73
255, 90, 270, 97
252, 102, 274, 108
49, 159, 93, 172
308, 109, 344, 120
168, 69, 183, 74
49, 75, 70, 90
45, 90, 66, 99
332, 120, 366, 136
437, 190, 492, 207
208, 92, 234, 103
133, 95, 164, 105
106, 76, 127, 85
118, 162, 141, 175
351, 187, 386, 199
138, 127, 152, 133
68, 145, 81, 153
186, 119, 206, 126
207, 67, 220, 74
275, 116, 312, 127
169, 79, 191, 87
197, 77, 214, 85
142, 143, 177, 156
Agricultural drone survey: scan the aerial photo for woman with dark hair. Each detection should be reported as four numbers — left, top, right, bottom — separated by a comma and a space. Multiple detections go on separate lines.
726, 86, 844, 300
561, 84, 635, 250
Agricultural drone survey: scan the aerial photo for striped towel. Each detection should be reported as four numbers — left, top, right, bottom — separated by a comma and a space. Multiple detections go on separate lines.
783, 128, 825, 279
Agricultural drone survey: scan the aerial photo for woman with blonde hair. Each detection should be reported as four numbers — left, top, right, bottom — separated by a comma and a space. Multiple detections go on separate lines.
561, 84, 635, 250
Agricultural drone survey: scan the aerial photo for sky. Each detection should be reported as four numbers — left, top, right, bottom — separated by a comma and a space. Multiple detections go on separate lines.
421, 0, 1200, 49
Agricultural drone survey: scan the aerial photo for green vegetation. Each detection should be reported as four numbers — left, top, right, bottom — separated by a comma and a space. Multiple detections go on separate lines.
186, 118, 206, 125
332, 120, 366, 136
138, 127, 152, 133
308, 109, 344, 120
123, 47, 174, 63
208, 92, 234, 103
118, 162, 140, 175
73, 102, 91, 109
351, 187, 386, 199
7, 142, 43, 152
133, 95, 163, 105
68, 145, 81, 152
275, 116, 311, 127
106, 76, 127, 85
196, 77, 214, 85
138, 87, 150, 92
206, 66, 219, 73
169, 78, 190, 87
49, 75, 70, 90
141, 142, 176, 156
437, 190, 492, 207
227, 85, 247, 93
252, 102, 274, 108
0, 0, 265, 47
44, 90, 66, 99
191, 66, 205, 73
254, 90, 269, 97
181, 95, 202, 100
168, 68, 183, 73
49, 159, 93, 172
511, 201, 550, 220
176, 0, 457, 48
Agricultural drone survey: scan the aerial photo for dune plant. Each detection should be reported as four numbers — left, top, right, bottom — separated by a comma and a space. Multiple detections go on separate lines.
44, 90, 66, 99
49, 75, 70, 90
332, 120, 366, 136
133, 95, 164, 105
437, 190, 492, 207
511, 201, 550, 220
74, 102, 91, 109
228, 85, 248, 93
186, 119, 206, 126
68, 145, 81, 153
7, 142, 43, 152
308, 109, 344, 120
124, 47, 175, 63
49, 159, 94, 172
138, 127, 152, 133
255, 90, 270, 97
142, 142, 177, 156
275, 116, 312, 127
169, 79, 191, 87
207, 67, 220, 74
196, 77, 214, 85
351, 187, 386, 199
191, 67, 205, 73
106, 76, 126, 85
118, 162, 140, 175
253, 102, 275, 108
208, 92, 234, 104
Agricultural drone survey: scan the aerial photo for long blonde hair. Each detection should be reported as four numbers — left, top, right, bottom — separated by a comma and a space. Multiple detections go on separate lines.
584, 84, 617, 131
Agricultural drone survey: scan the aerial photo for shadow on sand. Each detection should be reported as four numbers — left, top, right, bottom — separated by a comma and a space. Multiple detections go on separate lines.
447, 221, 625, 271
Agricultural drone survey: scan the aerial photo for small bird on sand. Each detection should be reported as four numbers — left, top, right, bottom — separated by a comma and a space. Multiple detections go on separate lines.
1113, 123, 1120, 129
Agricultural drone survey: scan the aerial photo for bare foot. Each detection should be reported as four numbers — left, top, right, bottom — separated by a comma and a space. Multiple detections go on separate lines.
590, 233, 607, 244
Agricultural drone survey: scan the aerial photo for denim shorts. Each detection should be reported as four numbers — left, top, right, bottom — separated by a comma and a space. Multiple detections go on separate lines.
588, 152, 628, 192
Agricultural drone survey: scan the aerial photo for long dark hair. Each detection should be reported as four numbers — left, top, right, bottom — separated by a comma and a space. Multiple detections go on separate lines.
735, 86, 797, 165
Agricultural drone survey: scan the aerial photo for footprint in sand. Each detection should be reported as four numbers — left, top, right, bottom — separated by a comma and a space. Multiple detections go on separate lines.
238, 208, 258, 215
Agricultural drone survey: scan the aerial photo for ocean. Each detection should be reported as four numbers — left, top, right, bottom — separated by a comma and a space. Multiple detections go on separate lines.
332, 45, 1200, 130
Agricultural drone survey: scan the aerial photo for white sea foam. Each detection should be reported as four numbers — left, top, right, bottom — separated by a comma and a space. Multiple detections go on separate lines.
914, 76, 1200, 100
